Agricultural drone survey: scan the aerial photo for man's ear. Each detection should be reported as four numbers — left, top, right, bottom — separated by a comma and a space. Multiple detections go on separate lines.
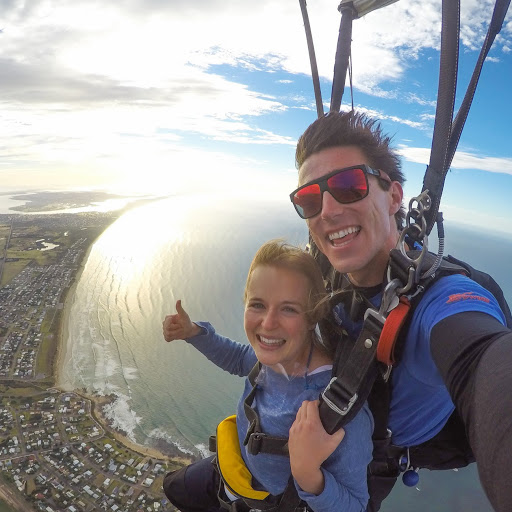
389, 181, 404, 215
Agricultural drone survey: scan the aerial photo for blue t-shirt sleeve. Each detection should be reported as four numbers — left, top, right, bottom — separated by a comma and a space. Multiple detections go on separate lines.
389, 274, 507, 446
405, 274, 506, 386
185, 322, 257, 376
295, 405, 373, 512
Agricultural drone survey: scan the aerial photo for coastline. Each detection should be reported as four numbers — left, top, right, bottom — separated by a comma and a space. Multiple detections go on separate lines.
54, 243, 89, 393
54, 240, 186, 464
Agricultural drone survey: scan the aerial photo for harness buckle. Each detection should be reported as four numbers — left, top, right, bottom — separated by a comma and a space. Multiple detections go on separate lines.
321, 377, 358, 417
246, 432, 266, 455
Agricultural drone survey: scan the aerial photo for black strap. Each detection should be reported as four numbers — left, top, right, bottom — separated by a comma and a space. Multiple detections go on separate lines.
421, 0, 460, 237
319, 308, 386, 434
329, 3, 356, 113
218, 476, 305, 512
298, 0, 324, 118
423, 0, 511, 235
446, 0, 511, 171
243, 363, 289, 456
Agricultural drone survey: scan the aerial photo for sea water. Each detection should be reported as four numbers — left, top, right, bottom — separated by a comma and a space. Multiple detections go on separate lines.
61, 195, 511, 511
60, 195, 307, 455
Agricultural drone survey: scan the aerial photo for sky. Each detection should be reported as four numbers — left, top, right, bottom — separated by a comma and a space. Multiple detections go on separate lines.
1, 0, 512, 235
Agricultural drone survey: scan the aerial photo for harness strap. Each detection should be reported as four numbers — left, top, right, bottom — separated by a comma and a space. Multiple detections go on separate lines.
319, 308, 385, 434
212, 365, 306, 512
329, 3, 355, 113
377, 297, 411, 366
243, 362, 289, 456
216, 473, 305, 512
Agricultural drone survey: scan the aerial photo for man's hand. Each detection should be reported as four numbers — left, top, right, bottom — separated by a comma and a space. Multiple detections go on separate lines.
162, 300, 201, 342
288, 399, 345, 495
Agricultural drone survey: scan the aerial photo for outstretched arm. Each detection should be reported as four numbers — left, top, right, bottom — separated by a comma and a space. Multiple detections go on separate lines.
162, 300, 257, 376
431, 312, 512, 512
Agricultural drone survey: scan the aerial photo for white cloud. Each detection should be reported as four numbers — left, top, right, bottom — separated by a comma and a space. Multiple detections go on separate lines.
0, 0, 510, 193
352, 106, 428, 131
398, 146, 512, 176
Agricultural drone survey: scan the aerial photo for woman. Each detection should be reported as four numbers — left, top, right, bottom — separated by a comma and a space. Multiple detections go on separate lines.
162, 240, 373, 512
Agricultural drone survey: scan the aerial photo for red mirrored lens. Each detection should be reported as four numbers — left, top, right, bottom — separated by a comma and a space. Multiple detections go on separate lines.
327, 168, 368, 203
293, 184, 322, 218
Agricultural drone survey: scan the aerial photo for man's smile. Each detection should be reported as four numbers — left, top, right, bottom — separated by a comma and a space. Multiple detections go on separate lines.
328, 226, 361, 246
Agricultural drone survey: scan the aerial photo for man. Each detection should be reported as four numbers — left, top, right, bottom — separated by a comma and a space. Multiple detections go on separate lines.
290, 111, 512, 511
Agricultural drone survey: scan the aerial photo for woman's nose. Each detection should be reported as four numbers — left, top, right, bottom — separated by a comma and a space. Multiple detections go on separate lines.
261, 309, 278, 330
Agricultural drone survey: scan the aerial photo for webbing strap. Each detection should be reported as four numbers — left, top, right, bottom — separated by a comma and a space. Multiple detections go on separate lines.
422, 0, 460, 236
298, 0, 324, 118
330, 4, 355, 113
377, 297, 411, 366
243, 363, 289, 456
423, 0, 511, 235
319, 309, 384, 434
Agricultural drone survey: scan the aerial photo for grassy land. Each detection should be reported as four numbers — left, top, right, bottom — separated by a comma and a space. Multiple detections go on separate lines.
0, 216, 113, 287
0, 260, 31, 286
34, 306, 61, 385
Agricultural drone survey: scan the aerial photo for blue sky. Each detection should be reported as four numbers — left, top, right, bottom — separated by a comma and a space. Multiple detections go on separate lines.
1, 0, 511, 234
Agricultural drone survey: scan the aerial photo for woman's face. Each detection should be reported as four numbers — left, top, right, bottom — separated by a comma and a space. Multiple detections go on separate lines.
244, 265, 313, 375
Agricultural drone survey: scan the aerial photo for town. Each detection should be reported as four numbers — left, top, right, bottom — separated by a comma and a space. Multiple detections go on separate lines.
0, 212, 191, 512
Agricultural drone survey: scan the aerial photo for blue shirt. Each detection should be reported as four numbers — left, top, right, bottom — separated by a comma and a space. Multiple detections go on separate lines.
334, 274, 507, 446
187, 323, 373, 512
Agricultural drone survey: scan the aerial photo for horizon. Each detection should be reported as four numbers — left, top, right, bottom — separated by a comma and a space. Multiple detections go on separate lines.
1, 1, 511, 235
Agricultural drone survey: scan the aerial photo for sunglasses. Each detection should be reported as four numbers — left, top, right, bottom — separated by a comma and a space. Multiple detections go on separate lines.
289, 164, 391, 219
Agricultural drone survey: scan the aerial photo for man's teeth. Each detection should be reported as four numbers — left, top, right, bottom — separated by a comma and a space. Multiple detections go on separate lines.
259, 336, 284, 346
328, 226, 360, 241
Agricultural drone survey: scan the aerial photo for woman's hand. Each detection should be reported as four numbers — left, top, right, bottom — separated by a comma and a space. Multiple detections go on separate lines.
288, 399, 345, 495
162, 300, 201, 342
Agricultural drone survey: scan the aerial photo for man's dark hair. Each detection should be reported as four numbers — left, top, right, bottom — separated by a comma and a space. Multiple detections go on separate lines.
295, 111, 406, 229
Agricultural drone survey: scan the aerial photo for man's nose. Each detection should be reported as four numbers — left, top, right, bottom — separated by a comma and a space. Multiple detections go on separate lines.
320, 190, 343, 219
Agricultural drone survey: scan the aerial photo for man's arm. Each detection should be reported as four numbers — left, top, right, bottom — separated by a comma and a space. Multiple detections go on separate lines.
430, 312, 512, 512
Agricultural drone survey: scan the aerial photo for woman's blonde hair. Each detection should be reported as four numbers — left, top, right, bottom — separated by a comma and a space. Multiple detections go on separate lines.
244, 239, 331, 356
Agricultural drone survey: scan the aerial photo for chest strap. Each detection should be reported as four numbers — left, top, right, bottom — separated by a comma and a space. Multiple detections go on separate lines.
319, 294, 412, 435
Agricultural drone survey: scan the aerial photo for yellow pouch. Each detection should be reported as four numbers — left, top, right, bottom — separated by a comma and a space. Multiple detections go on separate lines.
216, 415, 270, 501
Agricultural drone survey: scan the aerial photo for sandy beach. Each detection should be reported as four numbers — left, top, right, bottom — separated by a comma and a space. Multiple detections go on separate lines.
54, 244, 87, 393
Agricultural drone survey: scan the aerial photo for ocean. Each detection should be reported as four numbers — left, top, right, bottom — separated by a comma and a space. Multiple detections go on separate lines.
59, 195, 511, 511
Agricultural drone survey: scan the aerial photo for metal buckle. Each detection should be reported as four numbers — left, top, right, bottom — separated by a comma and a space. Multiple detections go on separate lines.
321, 377, 358, 416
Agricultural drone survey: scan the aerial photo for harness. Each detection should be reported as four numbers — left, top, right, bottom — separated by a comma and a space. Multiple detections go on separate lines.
210, 362, 306, 512
315, 245, 512, 498
209, 247, 512, 511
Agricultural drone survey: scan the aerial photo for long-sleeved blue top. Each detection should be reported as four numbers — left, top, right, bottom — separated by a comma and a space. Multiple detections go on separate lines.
185, 322, 374, 512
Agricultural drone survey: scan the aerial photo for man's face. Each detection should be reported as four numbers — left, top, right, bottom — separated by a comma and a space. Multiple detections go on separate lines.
298, 145, 403, 287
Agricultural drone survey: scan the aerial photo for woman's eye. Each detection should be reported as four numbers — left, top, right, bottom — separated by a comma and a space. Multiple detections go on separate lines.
283, 306, 299, 314
248, 302, 264, 309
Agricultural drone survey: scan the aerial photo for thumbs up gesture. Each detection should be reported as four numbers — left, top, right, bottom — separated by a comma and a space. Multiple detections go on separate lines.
162, 300, 201, 342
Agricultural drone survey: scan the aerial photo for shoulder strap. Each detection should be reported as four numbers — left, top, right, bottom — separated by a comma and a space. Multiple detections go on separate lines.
319, 296, 411, 434
242, 362, 289, 456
